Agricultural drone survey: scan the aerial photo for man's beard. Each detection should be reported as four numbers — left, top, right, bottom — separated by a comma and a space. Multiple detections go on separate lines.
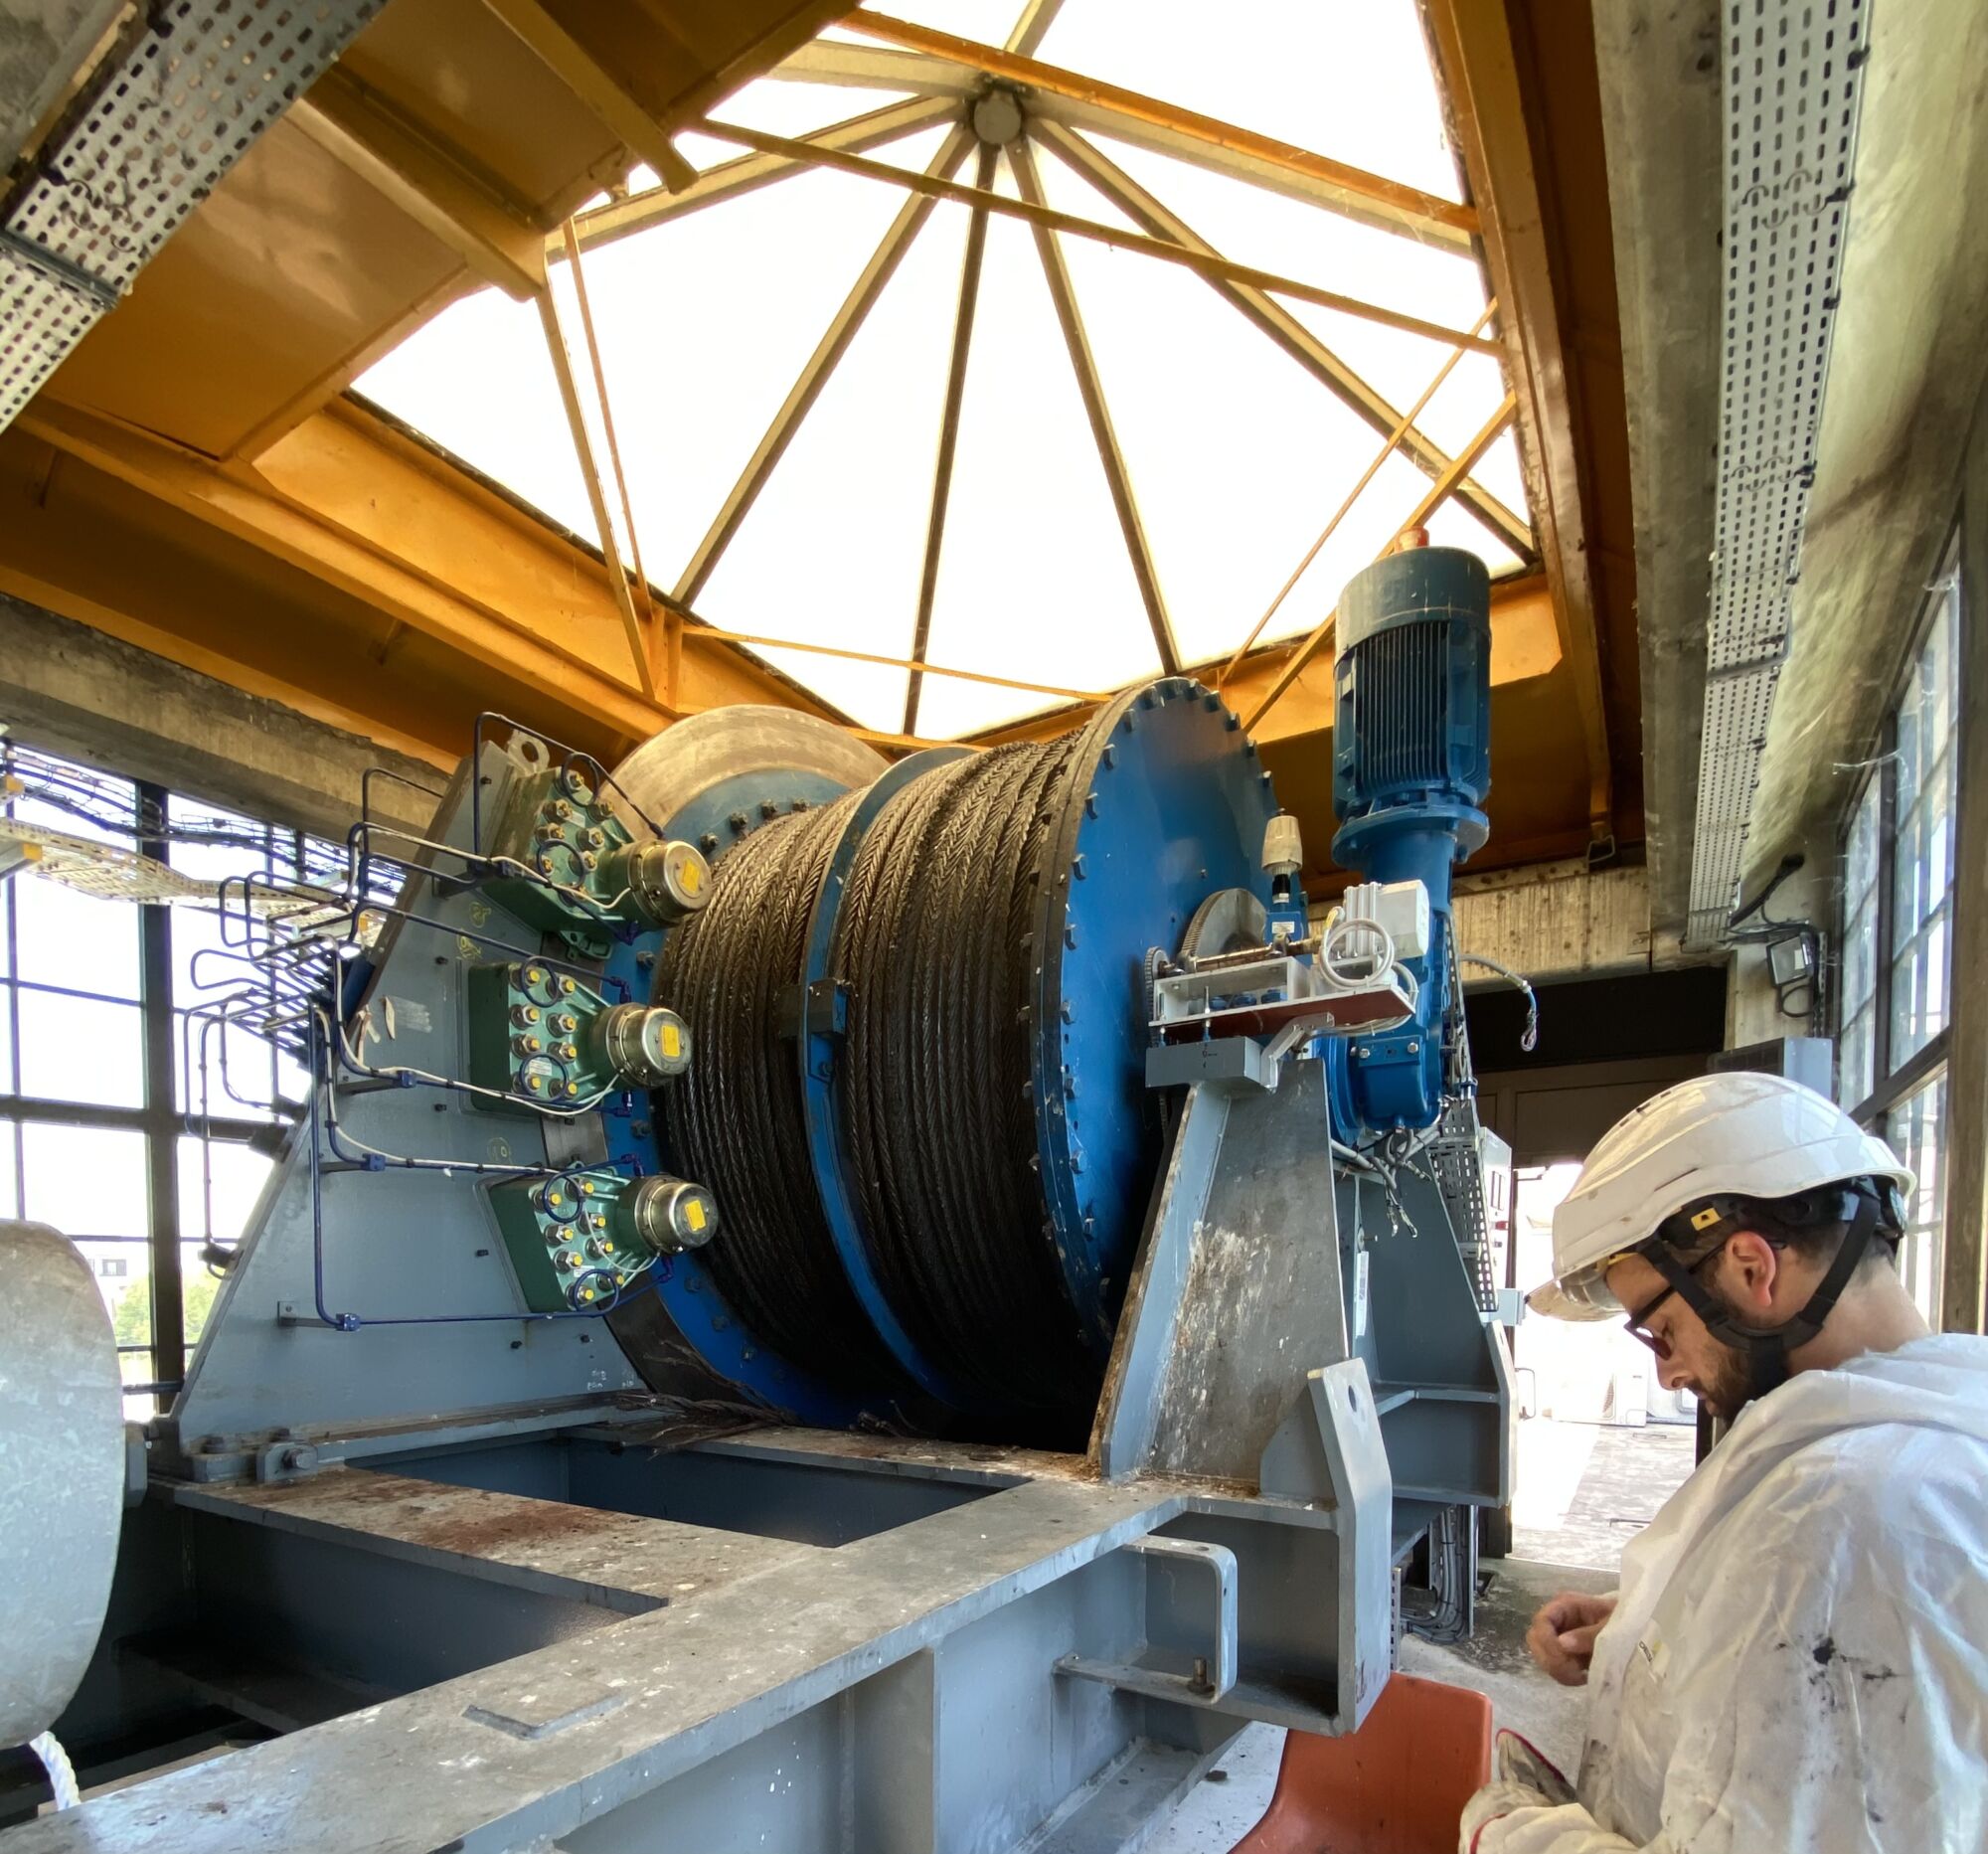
1694, 1343, 1756, 1422
1691, 1288, 1763, 1420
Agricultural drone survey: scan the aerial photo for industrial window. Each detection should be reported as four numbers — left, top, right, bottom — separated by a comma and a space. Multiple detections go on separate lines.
0, 744, 317, 1414
1833, 552, 1963, 1319
353, 0, 1534, 740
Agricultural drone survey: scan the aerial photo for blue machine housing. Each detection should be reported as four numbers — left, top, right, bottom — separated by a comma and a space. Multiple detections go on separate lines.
1323, 547, 1492, 1139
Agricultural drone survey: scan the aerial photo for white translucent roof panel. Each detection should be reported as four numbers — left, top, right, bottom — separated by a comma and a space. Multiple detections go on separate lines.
918, 187, 1164, 739
1029, 0, 1466, 203
1029, 145, 1434, 667
360, 287, 598, 540
1081, 132, 1493, 374
695, 198, 977, 733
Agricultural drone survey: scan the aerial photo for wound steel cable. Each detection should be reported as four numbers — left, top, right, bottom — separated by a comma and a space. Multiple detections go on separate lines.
653, 797, 896, 1383
833, 740, 1096, 1418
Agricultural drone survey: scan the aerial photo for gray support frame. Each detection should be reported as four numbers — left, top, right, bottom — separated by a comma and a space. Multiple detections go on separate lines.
168, 751, 643, 1461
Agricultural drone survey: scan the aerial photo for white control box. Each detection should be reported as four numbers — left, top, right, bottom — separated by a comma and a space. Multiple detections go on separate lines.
1336, 879, 1430, 961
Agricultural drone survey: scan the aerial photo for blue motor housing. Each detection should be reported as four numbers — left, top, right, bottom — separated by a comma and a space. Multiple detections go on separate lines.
1325, 546, 1492, 1138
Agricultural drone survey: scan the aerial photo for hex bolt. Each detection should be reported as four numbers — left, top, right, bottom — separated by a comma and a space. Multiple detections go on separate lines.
728, 811, 749, 834
700, 832, 719, 855
758, 799, 780, 819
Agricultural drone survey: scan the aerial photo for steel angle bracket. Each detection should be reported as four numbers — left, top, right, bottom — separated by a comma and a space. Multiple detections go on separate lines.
1260, 1359, 1396, 1728
1058, 1535, 1239, 1705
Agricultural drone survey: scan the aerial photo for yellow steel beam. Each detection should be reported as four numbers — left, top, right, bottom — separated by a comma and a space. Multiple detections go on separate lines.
846, 14, 1480, 252
694, 121, 1503, 356
8, 402, 975, 763
481, 0, 699, 191
565, 95, 962, 256
1036, 122, 1532, 560
1005, 0, 1066, 55
906, 142, 997, 737
1424, 0, 1613, 839
1009, 138, 1178, 674
557, 219, 677, 703
290, 67, 547, 299
534, 286, 660, 704
1239, 393, 1517, 736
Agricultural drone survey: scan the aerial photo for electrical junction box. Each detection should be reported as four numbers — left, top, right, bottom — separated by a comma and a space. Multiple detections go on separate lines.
1334, 879, 1431, 963
487, 1171, 717, 1312
466, 961, 690, 1108
482, 761, 711, 955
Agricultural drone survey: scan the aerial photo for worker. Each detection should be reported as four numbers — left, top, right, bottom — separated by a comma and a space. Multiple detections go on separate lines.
1459, 1071, 1988, 1853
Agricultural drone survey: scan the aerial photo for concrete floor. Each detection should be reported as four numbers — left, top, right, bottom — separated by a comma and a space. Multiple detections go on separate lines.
1149, 1418, 1696, 1850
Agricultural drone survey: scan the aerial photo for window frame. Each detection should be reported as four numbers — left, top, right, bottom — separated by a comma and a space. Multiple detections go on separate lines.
1833, 540, 1963, 1318
1, 755, 300, 1408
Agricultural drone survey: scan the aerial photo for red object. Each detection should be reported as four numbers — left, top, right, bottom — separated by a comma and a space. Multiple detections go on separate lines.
1228, 1672, 1494, 1854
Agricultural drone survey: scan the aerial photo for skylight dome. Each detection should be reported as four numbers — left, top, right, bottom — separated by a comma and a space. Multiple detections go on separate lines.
358, 0, 1532, 741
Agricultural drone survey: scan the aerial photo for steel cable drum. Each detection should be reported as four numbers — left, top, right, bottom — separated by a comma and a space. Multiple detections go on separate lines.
634, 681, 1275, 1438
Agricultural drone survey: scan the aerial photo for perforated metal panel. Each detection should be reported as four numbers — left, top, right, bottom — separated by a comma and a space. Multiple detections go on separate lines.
0, 0, 382, 433
1686, 0, 1871, 945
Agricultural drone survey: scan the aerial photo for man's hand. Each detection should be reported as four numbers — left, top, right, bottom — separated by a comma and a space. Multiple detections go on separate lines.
1525, 1590, 1617, 1687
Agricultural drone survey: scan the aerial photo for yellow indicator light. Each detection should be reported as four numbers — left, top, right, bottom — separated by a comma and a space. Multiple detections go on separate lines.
590, 1214, 606, 1230
565, 1081, 580, 1096
526, 967, 544, 985
681, 861, 702, 895
580, 1287, 596, 1302
527, 1076, 543, 1093
559, 976, 577, 995
548, 1191, 564, 1207
661, 1023, 681, 1060
686, 1198, 707, 1233
580, 1180, 594, 1195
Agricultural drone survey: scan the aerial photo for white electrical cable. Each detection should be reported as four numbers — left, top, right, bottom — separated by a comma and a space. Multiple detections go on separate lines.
1321, 913, 1396, 988
30, 1732, 81, 1810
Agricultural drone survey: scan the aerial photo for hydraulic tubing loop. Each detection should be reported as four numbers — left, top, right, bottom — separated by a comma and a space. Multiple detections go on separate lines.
832, 739, 1096, 1421
653, 796, 900, 1384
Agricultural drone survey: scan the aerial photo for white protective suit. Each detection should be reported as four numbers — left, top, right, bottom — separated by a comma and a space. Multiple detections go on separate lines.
1469, 1333, 1988, 1853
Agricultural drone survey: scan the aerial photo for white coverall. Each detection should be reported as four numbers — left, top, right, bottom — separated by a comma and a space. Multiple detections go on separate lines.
1467, 1333, 1988, 1852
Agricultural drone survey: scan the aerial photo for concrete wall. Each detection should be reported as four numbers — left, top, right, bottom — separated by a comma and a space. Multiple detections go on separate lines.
0, 592, 438, 838
1447, 859, 1686, 987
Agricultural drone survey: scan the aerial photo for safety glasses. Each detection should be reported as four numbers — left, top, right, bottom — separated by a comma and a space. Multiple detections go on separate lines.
1622, 1248, 1721, 1359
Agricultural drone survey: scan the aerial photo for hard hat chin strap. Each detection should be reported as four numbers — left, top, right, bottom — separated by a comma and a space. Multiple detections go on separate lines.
1645, 1191, 1884, 1401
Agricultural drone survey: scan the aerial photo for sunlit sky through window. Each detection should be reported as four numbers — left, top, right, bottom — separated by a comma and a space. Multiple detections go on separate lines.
357, 0, 1530, 738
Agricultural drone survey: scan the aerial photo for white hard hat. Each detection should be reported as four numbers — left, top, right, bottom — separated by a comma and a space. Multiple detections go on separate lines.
1531, 1072, 1914, 1321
